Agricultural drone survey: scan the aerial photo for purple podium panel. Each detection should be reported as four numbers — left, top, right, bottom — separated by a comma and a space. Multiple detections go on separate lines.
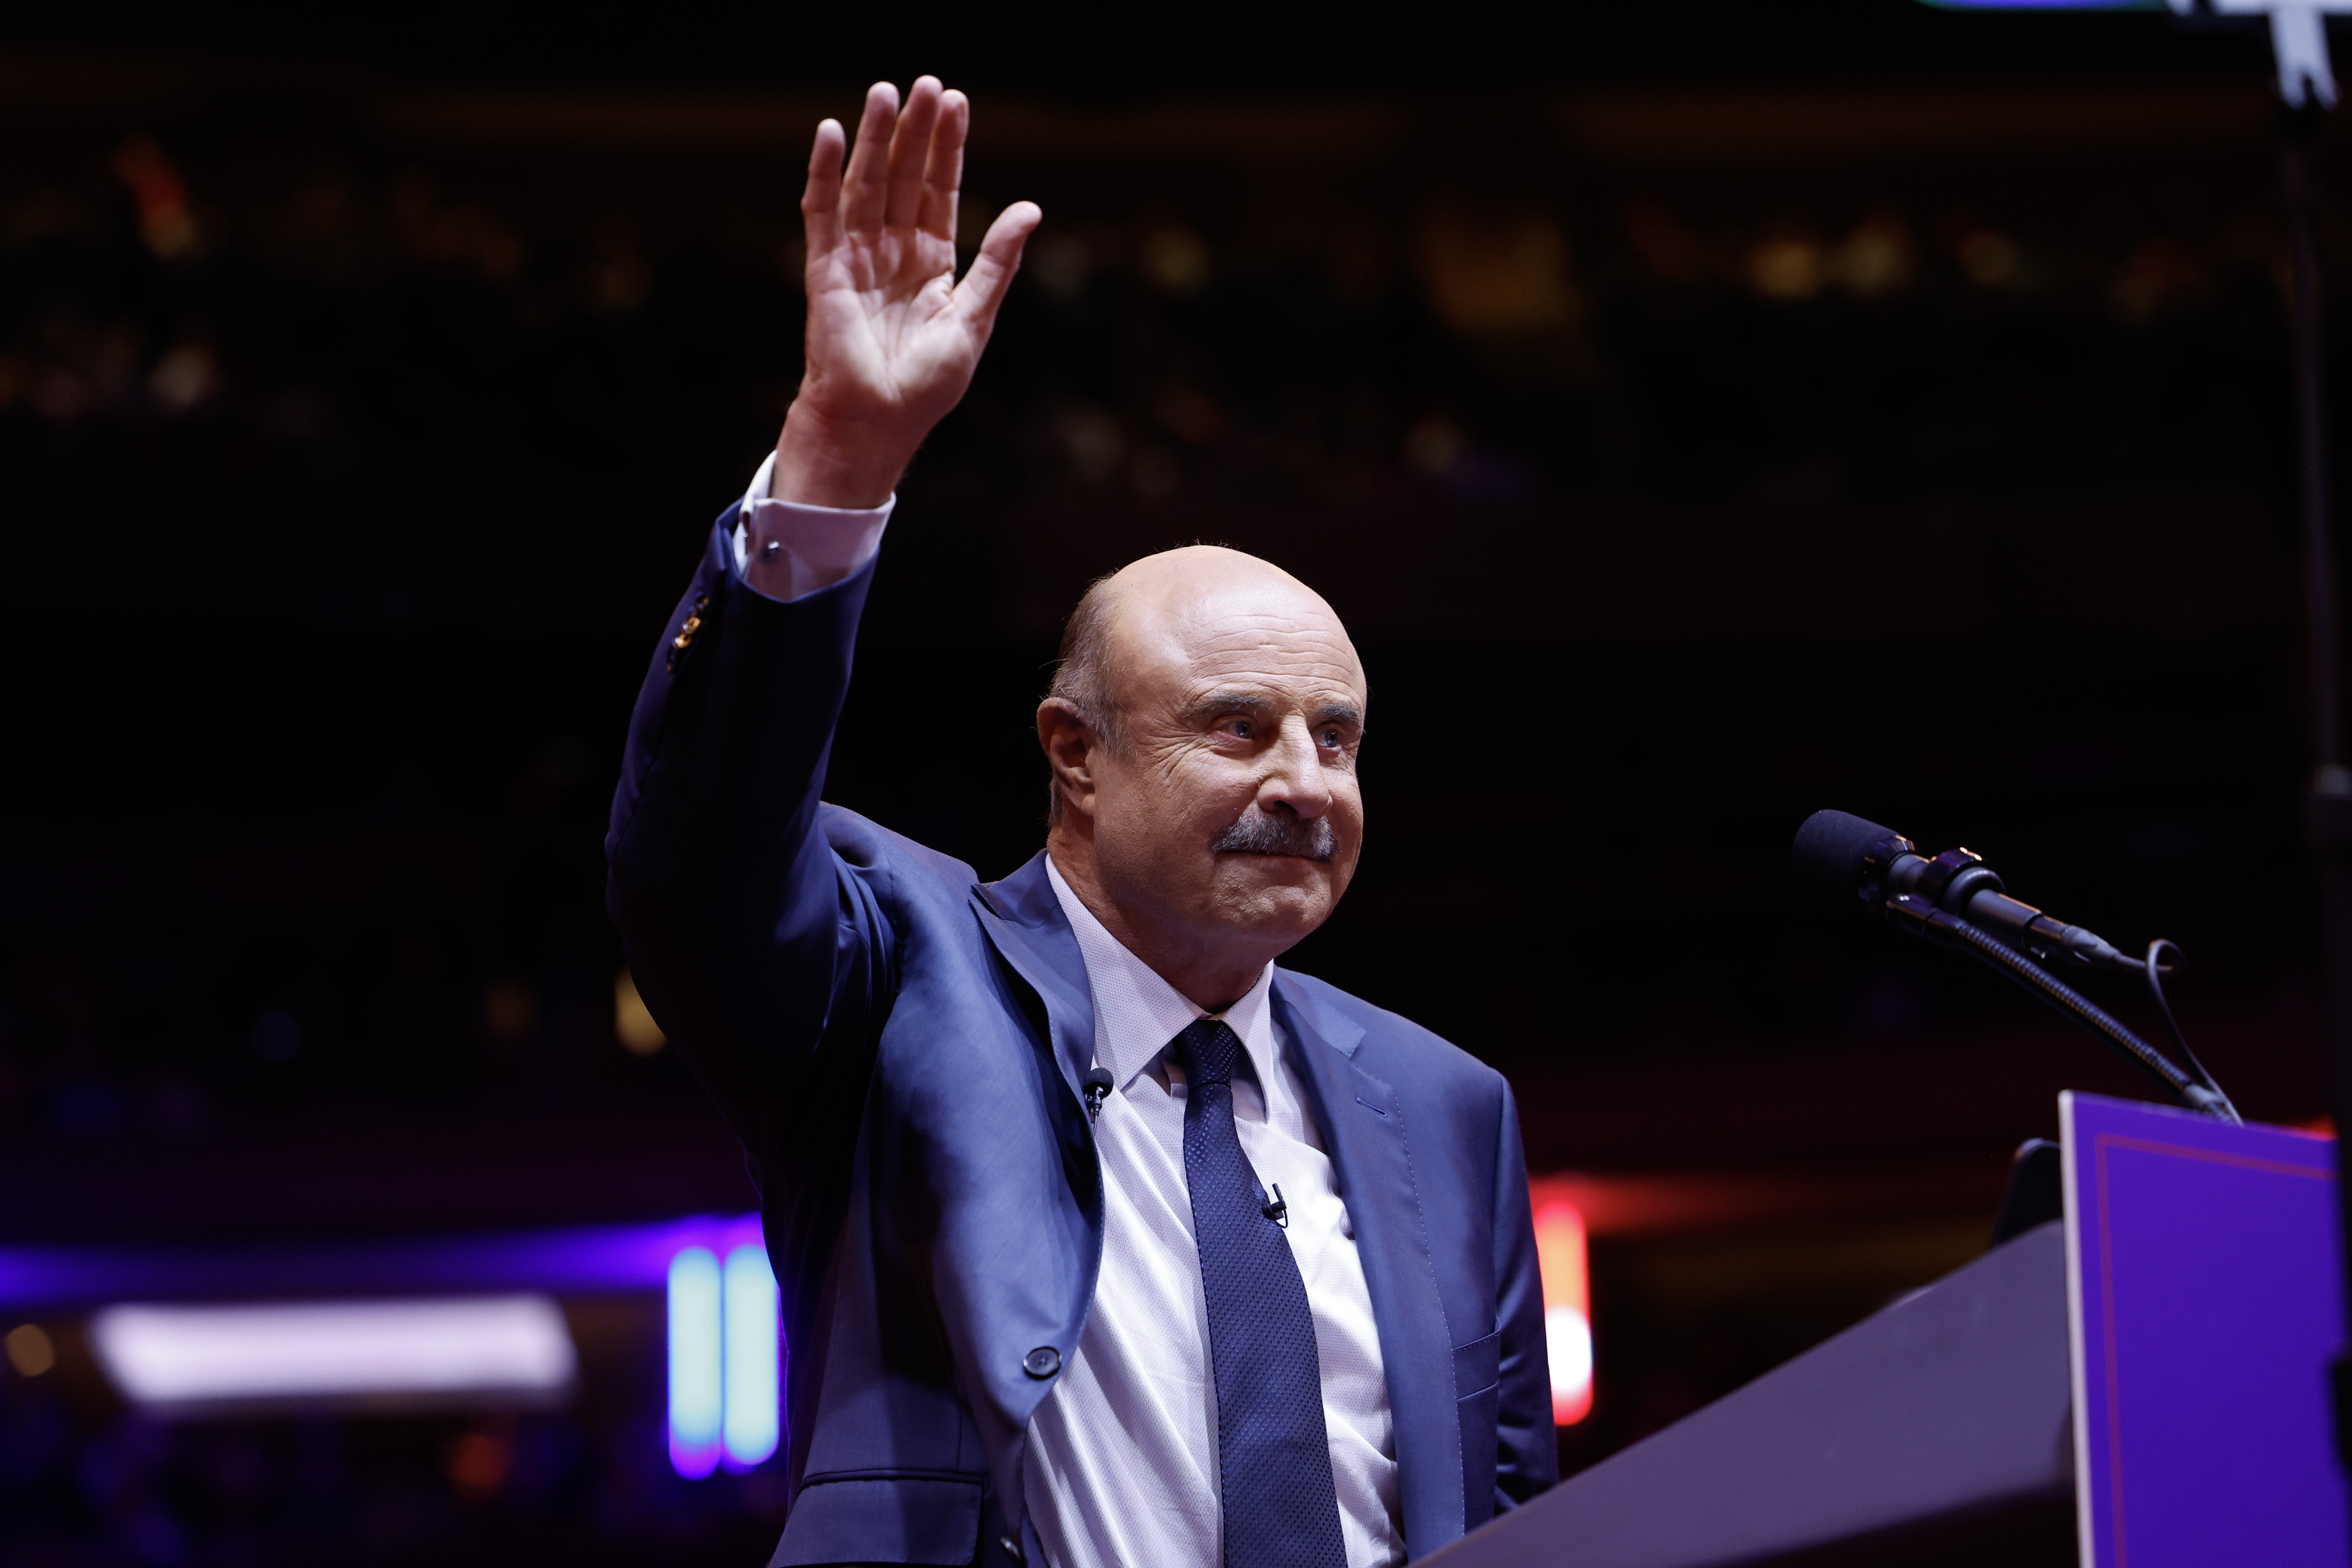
2062, 1091, 2346, 1568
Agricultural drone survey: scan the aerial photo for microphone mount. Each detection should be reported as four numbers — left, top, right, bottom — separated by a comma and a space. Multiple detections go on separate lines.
1854, 828, 2141, 973
1801, 810, 2240, 1123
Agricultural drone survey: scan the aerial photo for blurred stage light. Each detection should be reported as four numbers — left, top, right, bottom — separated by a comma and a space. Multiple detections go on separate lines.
89, 1296, 575, 1415
3, 1215, 786, 1463
723, 1244, 780, 1467
1532, 1194, 1593, 1425
668, 1247, 724, 1477
0, 1214, 766, 1309
615, 968, 666, 1056
5, 1322, 55, 1377
668, 1240, 781, 1476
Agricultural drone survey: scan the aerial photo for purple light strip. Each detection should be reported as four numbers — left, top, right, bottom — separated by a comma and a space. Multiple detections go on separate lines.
0, 1214, 765, 1307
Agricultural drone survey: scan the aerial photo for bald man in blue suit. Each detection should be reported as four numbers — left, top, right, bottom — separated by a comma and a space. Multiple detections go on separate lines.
607, 77, 1555, 1568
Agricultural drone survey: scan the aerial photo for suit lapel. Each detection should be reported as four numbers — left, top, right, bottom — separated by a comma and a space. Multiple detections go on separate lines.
1275, 972, 1466, 1560
965, 854, 1101, 1550
969, 851, 1095, 1110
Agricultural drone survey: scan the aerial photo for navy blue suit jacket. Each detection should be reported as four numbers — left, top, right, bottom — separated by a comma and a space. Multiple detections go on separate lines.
606, 508, 1556, 1566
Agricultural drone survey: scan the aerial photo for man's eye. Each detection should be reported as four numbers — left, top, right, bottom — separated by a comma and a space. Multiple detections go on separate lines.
1228, 719, 1252, 739
1319, 729, 1341, 747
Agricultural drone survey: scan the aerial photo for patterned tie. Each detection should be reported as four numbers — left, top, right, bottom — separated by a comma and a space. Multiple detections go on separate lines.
1173, 1017, 1348, 1568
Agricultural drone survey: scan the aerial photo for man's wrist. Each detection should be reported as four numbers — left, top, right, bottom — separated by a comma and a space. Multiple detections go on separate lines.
770, 400, 916, 510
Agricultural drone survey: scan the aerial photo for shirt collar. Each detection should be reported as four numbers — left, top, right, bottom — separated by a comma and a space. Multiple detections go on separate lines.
1044, 854, 1277, 1093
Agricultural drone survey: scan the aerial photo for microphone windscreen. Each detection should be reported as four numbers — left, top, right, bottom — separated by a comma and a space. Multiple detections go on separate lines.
1791, 809, 1901, 903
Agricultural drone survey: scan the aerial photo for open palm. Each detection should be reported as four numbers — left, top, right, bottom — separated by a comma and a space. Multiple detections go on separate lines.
778, 78, 1040, 507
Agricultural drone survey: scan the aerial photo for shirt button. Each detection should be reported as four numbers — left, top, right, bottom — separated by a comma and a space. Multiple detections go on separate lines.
1022, 1346, 1061, 1379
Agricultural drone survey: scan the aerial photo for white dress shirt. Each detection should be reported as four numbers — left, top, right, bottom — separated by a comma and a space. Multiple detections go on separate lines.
729, 450, 895, 598
730, 459, 1404, 1568
1025, 859, 1402, 1568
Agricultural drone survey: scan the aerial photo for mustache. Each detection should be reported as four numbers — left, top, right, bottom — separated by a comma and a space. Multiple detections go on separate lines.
1210, 809, 1336, 862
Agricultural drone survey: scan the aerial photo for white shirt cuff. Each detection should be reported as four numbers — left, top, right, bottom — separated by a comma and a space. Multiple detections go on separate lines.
730, 450, 894, 603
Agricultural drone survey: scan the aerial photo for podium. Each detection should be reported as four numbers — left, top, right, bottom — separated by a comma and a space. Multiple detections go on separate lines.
1426, 1094, 2346, 1568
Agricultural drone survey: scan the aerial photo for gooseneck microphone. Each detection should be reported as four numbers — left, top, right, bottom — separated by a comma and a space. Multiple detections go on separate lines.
1792, 810, 2140, 971
1793, 809, 2239, 1123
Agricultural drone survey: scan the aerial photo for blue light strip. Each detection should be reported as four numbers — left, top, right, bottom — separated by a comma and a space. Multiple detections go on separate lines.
721, 1244, 780, 1468
668, 1248, 724, 1478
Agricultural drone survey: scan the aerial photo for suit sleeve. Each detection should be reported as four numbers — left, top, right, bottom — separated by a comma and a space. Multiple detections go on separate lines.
604, 506, 892, 1164
1490, 1080, 1559, 1511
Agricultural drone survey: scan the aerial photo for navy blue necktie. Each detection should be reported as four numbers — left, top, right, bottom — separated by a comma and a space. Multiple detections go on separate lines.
1174, 1017, 1348, 1568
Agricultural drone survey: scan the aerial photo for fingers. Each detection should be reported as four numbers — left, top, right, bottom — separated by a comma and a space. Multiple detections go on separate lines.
841, 81, 899, 234
952, 200, 1043, 336
918, 89, 969, 245
800, 117, 847, 254
884, 76, 944, 230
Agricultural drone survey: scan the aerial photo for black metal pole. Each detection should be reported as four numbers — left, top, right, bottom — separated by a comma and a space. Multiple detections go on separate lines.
2287, 119, 2344, 773
2282, 107, 2352, 1481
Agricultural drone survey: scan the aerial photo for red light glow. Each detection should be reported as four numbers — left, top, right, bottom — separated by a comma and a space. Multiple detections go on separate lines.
1530, 1184, 1592, 1425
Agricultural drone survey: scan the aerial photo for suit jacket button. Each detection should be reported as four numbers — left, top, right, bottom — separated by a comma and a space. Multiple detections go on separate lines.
1022, 1346, 1060, 1379
666, 595, 710, 672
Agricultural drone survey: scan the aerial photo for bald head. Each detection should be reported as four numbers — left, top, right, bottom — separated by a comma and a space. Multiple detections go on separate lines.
1036, 546, 1369, 1009
1047, 546, 1363, 811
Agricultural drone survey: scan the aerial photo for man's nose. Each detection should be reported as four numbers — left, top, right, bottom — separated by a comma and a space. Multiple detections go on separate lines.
1257, 716, 1334, 819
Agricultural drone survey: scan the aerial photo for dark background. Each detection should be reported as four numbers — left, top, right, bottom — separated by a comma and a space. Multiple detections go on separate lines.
0, 3, 2341, 1562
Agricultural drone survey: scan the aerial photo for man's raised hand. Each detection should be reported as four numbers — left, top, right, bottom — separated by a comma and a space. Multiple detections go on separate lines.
771, 77, 1041, 509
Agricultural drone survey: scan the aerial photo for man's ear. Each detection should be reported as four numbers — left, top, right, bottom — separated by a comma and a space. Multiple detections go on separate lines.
1036, 698, 1100, 823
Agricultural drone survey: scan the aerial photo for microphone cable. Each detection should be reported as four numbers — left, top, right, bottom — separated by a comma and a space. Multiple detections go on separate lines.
2143, 938, 2240, 1124
1887, 894, 2240, 1123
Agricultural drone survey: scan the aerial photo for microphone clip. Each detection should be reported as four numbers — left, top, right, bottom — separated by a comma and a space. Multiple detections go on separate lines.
1082, 1066, 1114, 1124
1262, 1184, 1289, 1229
